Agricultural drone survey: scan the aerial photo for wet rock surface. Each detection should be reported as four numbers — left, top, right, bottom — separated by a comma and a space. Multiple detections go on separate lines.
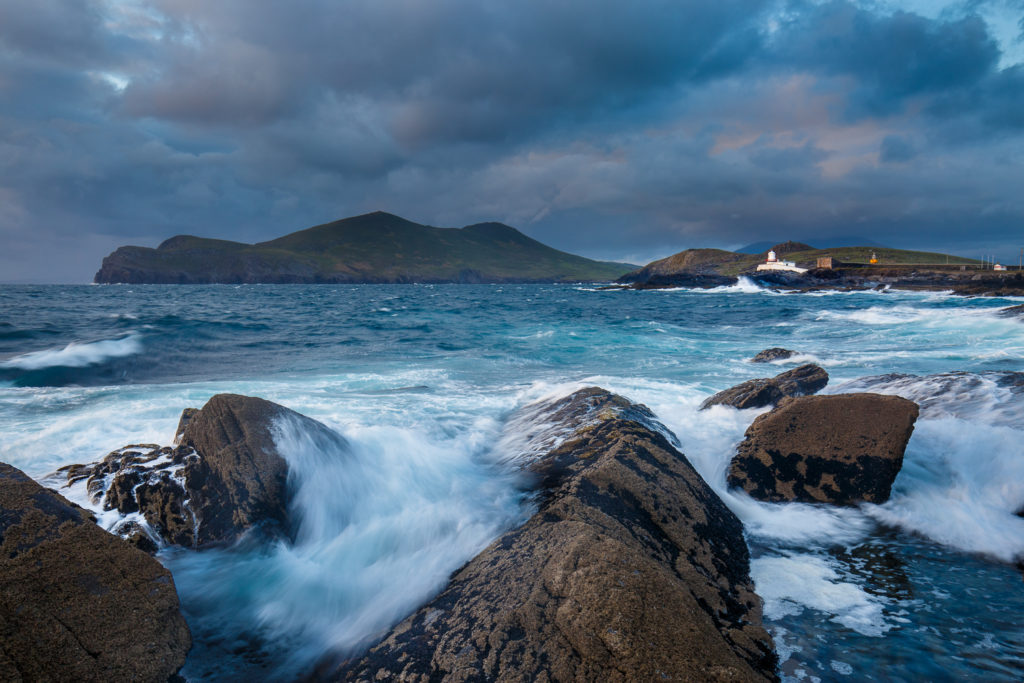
54, 393, 323, 549
177, 393, 296, 545
173, 407, 199, 444
728, 394, 919, 505
0, 462, 191, 682
998, 303, 1024, 318
57, 444, 198, 549
751, 347, 797, 363
701, 364, 829, 410
335, 388, 777, 682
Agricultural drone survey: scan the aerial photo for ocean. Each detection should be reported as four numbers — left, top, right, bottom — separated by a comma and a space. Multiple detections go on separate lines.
1, 281, 1022, 681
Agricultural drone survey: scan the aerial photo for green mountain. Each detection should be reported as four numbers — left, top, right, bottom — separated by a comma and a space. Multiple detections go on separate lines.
94, 212, 635, 284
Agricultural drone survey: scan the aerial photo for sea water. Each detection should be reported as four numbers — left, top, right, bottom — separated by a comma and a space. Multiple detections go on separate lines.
1, 283, 1022, 680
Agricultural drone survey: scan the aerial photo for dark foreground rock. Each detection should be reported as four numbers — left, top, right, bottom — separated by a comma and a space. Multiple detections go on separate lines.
55, 393, 330, 549
177, 393, 299, 545
0, 462, 191, 681
335, 388, 777, 682
728, 394, 919, 505
701, 364, 829, 410
751, 347, 797, 363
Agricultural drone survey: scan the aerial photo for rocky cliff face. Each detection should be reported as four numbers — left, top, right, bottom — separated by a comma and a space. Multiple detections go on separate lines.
334, 388, 777, 682
0, 462, 191, 681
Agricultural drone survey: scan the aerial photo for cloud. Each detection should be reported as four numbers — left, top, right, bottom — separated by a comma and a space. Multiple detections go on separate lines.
879, 134, 916, 163
1, 0, 1024, 282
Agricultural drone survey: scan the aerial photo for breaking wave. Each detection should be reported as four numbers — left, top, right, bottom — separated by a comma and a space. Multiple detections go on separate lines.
2, 334, 143, 370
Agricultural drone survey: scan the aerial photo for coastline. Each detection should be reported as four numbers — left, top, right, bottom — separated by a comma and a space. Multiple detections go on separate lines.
615, 266, 1024, 297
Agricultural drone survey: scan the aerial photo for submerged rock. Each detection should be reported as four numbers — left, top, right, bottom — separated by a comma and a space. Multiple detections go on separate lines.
728, 394, 919, 505
998, 303, 1024, 318
835, 371, 1024, 428
336, 388, 777, 682
0, 462, 191, 681
54, 393, 331, 549
751, 347, 797, 363
701, 364, 829, 410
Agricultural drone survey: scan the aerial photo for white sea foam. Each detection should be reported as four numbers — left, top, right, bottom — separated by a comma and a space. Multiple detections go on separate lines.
164, 409, 529, 676
689, 276, 777, 295
866, 418, 1024, 563
752, 554, 894, 637
1, 334, 143, 370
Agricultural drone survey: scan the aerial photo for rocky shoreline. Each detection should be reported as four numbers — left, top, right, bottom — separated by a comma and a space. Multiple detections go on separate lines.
615, 265, 1024, 298
7, 361, 1024, 680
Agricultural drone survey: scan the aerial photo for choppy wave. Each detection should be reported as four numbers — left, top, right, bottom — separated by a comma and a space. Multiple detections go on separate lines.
4, 284, 1024, 681
2, 334, 142, 370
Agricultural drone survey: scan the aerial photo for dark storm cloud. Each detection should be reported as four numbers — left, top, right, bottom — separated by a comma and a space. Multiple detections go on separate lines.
879, 135, 916, 163
773, 2, 999, 118
1, 0, 1023, 282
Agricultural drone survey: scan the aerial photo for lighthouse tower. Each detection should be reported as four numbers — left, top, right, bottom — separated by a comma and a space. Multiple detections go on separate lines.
766, 250, 778, 263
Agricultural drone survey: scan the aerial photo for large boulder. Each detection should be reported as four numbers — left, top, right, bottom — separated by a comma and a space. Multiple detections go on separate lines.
701, 364, 829, 410
0, 462, 191, 681
728, 394, 919, 505
54, 393, 329, 548
335, 388, 777, 682
177, 393, 296, 545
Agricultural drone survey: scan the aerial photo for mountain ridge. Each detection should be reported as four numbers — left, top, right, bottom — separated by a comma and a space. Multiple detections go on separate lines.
94, 212, 635, 284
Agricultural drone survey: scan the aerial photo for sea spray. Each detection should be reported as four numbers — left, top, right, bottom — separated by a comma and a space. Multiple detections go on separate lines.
165, 410, 529, 678
866, 418, 1024, 562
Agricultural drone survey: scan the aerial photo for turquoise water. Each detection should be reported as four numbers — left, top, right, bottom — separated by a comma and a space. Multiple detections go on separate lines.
1, 282, 1022, 680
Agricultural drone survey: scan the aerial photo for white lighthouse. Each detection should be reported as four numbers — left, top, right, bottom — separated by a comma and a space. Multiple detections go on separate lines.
756, 249, 807, 274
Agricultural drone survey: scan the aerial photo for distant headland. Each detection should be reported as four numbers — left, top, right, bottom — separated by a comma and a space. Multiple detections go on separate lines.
615, 241, 1024, 297
93, 211, 635, 284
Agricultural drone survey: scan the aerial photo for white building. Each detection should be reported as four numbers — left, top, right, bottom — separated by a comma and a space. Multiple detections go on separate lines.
756, 250, 808, 274
994, 263, 1007, 271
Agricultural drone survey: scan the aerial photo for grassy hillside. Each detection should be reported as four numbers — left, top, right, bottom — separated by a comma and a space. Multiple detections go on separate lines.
95, 212, 635, 284
623, 242, 983, 280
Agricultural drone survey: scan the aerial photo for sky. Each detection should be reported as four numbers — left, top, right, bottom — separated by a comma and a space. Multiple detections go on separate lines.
1, 0, 1023, 282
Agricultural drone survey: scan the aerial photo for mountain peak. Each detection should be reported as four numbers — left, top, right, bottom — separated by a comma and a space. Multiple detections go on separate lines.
95, 212, 633, 284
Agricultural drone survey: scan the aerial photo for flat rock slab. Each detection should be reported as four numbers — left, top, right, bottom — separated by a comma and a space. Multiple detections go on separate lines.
0, 462, 191, 681
728, 394, 919, 505
701, 364, 829, 410
335, 388, 777, 682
